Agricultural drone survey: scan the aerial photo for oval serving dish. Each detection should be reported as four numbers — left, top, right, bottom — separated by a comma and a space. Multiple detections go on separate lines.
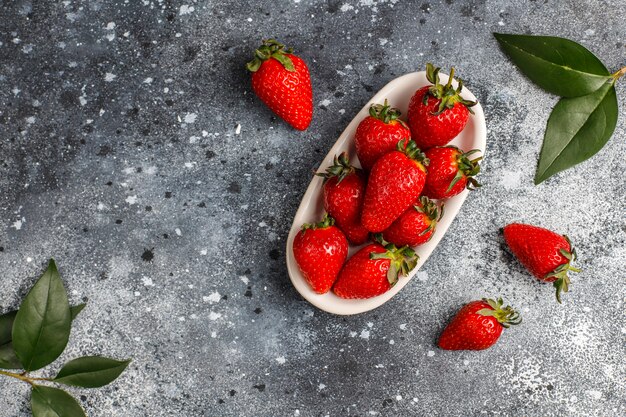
286, 71, 487, 315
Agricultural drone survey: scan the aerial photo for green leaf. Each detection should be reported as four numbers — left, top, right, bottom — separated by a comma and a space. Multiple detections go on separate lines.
535, 81, 618, 184
70, 303, 86, 321
0, 311, 21, 369
0, 303, 85, 370
31, 385, 86, 417
493, 33, 611, 97
12, 259, 72, 371
54, 356, 131, 388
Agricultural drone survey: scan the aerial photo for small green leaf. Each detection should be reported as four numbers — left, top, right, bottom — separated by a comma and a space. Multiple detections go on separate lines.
54, 356, 131, 388
493, 33, 611, 97
0, 311, 21, 369
12, 259, 72, 371
535, 81, 618, 184
70, 303, 87, 321
31, 385, 86, 417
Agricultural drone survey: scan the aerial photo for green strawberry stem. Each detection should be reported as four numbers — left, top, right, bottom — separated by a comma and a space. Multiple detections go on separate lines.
415, 196, 444, 236
397, 139, 429, 166
301, 213, 335, 232
476, 298, 521, 328
611, 66, 626, 82
370, 234, 419, 285
424, 62, 477, 115
447, 148, 482, 192
369, 99, 404, 125
316, 153, 355, 183
546, 236, 581, 304
246, 39, 295, 73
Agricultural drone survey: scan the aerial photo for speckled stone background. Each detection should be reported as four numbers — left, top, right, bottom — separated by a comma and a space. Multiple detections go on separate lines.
0, 1, 624, 416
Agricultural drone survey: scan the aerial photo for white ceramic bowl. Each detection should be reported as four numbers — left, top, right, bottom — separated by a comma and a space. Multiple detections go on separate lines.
286, 71, 486, 315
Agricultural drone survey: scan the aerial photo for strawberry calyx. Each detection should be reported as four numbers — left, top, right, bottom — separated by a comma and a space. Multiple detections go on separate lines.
447, 147, 482, 192
424, 63, 477, 115
545, 235, 581, 304
369, 99, 406, 126
397, 139, 429, 168
316, 152, 356, 184
370, 234, 419, 286
301, 213, 335, 233
415, 196, 444, 236
476, 298, 521, 328
246, 39, 295, 73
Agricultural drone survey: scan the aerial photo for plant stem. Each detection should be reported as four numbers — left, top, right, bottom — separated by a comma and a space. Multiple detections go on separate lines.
613, 66, 626, 81
0, 369, 50, 385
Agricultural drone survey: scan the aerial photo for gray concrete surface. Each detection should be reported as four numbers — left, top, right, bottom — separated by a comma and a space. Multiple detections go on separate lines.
1, 1, 624, 416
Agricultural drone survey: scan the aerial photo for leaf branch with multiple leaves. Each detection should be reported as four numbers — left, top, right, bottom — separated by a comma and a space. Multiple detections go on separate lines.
494, 33, 624, 184
0, 260, 130, 417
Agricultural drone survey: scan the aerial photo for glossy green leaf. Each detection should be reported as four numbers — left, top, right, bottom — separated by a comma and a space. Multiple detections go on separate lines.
0, 303, 85, 370
70, 303, 86, 321
31, 385, 86, 417
12, 259, 72, 371
54, 356, 131, 388
0, 311, 21, 369
493, 33, 611, 97
535, 81, 618, 184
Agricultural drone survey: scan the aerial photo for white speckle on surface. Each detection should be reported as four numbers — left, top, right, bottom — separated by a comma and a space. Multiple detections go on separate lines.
125, 195, 137, 205
200, 249, 208, 255
399, 323, 407, 330
240, 276, 249, 285
143, 77, 153, 84
104, 72, 117, 82
106, 22, 116, 30
179, 5, 195, 15
416, 271, 429, 282
276, 356, 286, 364
463, 359, 470, 366
427, 350, 435, 357
12, 219, 23, 230
142, 277, 154, 287
26, 257, 32, 263
379, 38, 388, 45
319, 99, 331, 107
25, 116, 35, 124
360, 330, 370, 339
498, 20, 505, 26
586, 390, 602, 400
349, 331, 357, 337
318, 383, 326, 390
340, 4, 354, 12
501, 170, 522, 190
203, 291, 221, 304
211, 331, 217, 338
235, 124, 241, 135
209, 311, 222, 321
175, 228, 182, 236
396, 395, 402, 401
184, 113, 197, 123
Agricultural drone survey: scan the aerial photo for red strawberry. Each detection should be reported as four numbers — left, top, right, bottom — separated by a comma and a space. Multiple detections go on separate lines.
247, 39, 313, 130
423, 146, 481, 199
382, 196, 444, 247
407, 63, 477, 149
333, 236, 418, 299
503, 223, 581, 303
317, 153, 370, 245
361, 140, 429, 232
354, 100, 412, 170
292, 214, 348, 294
438, 298, 521, 351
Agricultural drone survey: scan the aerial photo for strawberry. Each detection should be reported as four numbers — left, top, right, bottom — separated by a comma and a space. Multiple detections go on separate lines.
382, 196, 444, 247
354, 99, 412, 170
333, 236, 418, 299
438, 298, 521, 351
361, 140, 429, 232
317, 153, 370, 245
503, 223, 581, 303
246, 39, 313, 130
407, 63, 477, 149
292, 214, 348, 294
422, 146, 481, 199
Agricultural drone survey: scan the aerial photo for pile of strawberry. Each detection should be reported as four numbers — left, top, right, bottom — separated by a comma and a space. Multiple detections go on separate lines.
248, 40, 582, 351
293, 63, 481, 300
